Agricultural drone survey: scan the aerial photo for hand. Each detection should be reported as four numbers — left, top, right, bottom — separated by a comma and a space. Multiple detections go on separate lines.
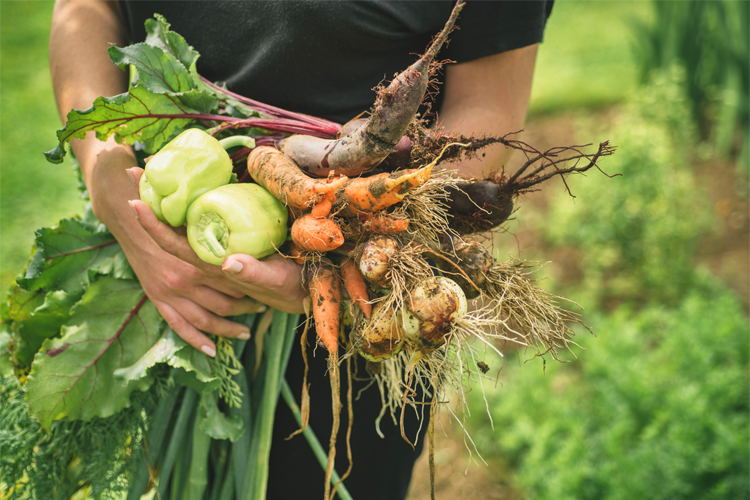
127, 168, 308, 314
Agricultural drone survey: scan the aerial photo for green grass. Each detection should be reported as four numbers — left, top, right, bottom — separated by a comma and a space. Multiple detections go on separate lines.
530, 0, 652, 115
1, 1, 85, 293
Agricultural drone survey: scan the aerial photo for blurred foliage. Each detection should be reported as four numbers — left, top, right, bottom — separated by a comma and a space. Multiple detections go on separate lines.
541, 67, 714, 309
632, 0, 749, 174
469, 277, 749, 500
529, 1, 650, 116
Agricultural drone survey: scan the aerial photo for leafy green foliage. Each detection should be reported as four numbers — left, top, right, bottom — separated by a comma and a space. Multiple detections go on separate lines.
25, 277, 161, 431
542, 70, 715, 307
44, 86, 208, 164
632, 0, 748, 172
470, 279, 750, 500
18, 217, 132, 293
0, 367, 169, 500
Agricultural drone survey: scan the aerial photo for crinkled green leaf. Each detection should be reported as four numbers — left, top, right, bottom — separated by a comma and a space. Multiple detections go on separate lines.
109, 43, 196, 95
7, 287, 80, 372
17, 218, 133, 294
44, 85, 211, 163
170, 342, 221, 395
200, 392, 244, 442
113, 326, 178, 384
25, 278, 161, 431
144, 14, 200, 77
117, 324, 221, 394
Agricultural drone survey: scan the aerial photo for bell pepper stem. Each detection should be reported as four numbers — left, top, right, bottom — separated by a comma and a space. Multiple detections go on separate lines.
219, 136, 256, 151
204, 221, 228, 259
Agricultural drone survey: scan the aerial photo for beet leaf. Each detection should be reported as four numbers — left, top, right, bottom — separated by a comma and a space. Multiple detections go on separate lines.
24, 277, 161, 431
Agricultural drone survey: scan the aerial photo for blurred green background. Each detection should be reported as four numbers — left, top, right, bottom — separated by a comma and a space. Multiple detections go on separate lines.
0, 1, 748, 499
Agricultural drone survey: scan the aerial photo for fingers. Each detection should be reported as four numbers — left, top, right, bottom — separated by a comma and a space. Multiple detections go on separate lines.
126, 166, 144, 187
221, 253, 308, 313
152, 299, 219, 356
194, 284, 268, 317
152, 295, 258, 356
129, 199, 205, 267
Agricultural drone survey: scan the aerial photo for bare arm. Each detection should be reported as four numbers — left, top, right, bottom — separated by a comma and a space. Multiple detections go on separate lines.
49, 0, 279, 356
437, 44, 538, 178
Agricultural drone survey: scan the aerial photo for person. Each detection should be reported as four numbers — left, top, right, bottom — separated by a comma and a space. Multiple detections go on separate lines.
49, 1, 552, 498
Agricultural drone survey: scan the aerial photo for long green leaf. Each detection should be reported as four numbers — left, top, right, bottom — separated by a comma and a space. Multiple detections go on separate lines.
242, 310, 292, 500
158, 388, 199, 499
186, 401, 212, 500
24, 278, 161, 431
127, 384, 182, 500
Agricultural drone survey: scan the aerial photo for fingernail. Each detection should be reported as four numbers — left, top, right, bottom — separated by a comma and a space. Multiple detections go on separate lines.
126, 168, 137, 185
257, 304, 268, 313
238, 331, 251, 340
223, 259, 243, 274
128, 200, 139, 219
201, 345, 216, 357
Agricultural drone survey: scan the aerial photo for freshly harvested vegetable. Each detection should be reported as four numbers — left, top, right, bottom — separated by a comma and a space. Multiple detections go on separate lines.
186, 183, 287, 265
353, 302, 404, 362
291, 214, 345, 252
444, 181, 515, 234
340, 257, 372, 320
401, 276, 468, 350
330, 163, 434, 217
437, 239, 494, 299
358, 235, 399, 289
308, 262, 341, 356
247, 146, 348, 211
278, 1, 464, 178
139, 129, 250, 227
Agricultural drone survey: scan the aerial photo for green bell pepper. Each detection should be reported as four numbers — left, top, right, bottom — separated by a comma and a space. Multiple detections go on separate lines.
186, 183, 288, 265
139, 129, 254, 227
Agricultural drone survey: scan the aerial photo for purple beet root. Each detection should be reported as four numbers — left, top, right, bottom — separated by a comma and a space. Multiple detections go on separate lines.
278, 1, 465, 178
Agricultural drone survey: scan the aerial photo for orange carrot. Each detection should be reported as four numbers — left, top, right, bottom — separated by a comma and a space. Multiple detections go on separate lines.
288, 242, 306, 265
310, 197, 333, 218
247, 146, 348, 210
329, 163, 434, 217
340, 257, 372, 320
308, 262, 341, 354
359, 212, 409, 234
291, 214, 345, 252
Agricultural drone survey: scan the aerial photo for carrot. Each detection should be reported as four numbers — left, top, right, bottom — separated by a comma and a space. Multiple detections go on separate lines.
359, 212, 409, 235
310, 197, 333, 218
246, 146, 348, 210
330, 163, 434, 217
340, 257, 372, 320
291, 214, 345, 252
308, 262, 341, 356
288, 242, 307, 265
278, 1, 465, 178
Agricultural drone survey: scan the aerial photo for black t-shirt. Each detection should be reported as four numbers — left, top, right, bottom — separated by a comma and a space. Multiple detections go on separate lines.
119, 1, 553, 124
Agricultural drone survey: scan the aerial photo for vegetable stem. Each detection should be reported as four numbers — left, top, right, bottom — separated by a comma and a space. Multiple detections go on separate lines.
219, 135, 256, 151
280, 379, 354, 500
204, 221, 227, 259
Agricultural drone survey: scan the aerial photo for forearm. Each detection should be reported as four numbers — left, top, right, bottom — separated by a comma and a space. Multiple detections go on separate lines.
49, 0, 137, 233
437, 45, 538, 179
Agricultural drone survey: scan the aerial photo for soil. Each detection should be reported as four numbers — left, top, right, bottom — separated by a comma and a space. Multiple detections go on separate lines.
404, 110, 749, 500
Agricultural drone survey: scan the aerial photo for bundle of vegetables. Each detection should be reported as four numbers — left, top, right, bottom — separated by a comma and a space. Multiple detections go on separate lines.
1, 2, 616, 499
